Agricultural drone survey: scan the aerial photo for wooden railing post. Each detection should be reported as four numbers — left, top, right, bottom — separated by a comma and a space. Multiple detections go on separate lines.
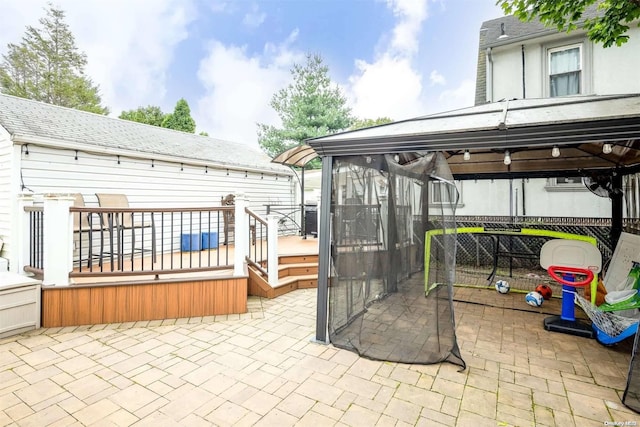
233, 193, 249, 277
267, 214, 279, 286
15, 192, 34, 274
43, 194, 74, 286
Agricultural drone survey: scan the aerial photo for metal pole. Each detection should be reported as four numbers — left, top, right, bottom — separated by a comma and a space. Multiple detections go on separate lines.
301, 166, 306, 238
314, 156, 333, 343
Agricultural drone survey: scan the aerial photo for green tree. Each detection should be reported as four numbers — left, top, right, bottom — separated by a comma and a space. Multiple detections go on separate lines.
119, 105, 166, 126
162, 98, 196, 133
199, 131, 209, 136
350, 117, 393, 130
0, 3, 108, 113
497, 0, 640, 47
257, 53, 353, 163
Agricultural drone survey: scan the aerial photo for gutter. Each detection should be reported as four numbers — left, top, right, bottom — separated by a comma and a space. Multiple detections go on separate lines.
11, 133, 293, 177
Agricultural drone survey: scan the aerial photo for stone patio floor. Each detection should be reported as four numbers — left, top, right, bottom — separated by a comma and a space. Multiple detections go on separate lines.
1, 287, 639, 426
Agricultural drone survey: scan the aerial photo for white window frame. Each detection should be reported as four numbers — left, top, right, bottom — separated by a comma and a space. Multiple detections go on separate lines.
543, 39, 592, 98
545, 176, 588, 192
430, 180, 463, 206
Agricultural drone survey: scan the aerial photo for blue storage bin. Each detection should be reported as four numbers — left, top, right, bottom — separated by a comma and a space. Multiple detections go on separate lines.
201, 232, 219, 249
181, 233, 201, 251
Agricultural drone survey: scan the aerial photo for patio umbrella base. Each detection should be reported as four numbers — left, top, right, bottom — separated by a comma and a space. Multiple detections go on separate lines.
544, 315, 595, 339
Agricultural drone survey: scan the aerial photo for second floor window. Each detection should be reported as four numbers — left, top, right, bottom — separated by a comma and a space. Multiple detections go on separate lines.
549, 44, 582, 97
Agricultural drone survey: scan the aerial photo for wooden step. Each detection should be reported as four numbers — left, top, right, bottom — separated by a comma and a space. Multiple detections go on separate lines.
248, 266, 318, 299
278, 254, 318, 265
278, 262, 318, 278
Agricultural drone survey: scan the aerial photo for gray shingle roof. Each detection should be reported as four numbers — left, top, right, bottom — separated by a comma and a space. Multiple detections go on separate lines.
0, 93, 292, 175
479, 4, 601, 48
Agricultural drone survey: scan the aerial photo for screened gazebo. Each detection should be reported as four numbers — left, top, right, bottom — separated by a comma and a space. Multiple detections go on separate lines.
307, 94, 640, 372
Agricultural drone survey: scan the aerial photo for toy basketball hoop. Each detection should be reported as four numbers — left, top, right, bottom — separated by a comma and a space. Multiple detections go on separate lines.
540, 239, 602, 338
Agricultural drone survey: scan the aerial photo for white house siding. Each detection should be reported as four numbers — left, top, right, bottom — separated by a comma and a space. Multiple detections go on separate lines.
0, 127, 14, 265
456, 178, 611, 218
18, 144, 294, 210
488, 26, 640, 102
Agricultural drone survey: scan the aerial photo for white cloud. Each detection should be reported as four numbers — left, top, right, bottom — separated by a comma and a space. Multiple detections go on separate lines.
242, 3, 266, 28
348, 55, 423, 120
0, 0, 196, 115
347, 0, 429, 121
429, 70, 446, 86
386, 0, 428, 55
195, 32, 304, 146
436, 79, 476, 112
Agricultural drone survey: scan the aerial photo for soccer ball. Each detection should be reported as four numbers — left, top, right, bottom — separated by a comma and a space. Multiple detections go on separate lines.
535, 284, 553, 300
495, 280, 510, 294
525, 291, 544, 307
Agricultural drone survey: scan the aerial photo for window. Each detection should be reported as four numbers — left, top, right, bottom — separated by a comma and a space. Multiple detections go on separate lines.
430, 180, 461, 205
546, 176, 586, 192
549, 44, 582, 97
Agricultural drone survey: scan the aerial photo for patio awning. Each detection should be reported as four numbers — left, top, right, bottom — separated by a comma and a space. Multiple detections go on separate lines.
271, 144, 318, 168
306, 94, 640, 180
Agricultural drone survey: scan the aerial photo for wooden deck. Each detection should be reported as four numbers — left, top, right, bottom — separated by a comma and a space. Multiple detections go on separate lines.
41, 235, 319, 328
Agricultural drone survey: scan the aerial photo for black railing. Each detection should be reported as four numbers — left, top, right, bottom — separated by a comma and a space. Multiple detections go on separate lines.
25, 206, 44, 275
265, 204, 302, 236
69, 206, 235, 277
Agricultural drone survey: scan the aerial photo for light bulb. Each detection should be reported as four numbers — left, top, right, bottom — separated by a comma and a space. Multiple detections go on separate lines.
551, 146, 560, 158
603, 143, 613, 154
503, 150, 511, 165
463, 150, 470, 161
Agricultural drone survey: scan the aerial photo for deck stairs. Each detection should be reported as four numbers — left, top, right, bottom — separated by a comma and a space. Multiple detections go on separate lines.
248, 253, 318, 298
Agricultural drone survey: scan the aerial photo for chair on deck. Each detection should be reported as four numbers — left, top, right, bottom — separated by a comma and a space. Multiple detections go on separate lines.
221, 194, 256, 245
73, 193, 104, 266
95, 193, 156, 265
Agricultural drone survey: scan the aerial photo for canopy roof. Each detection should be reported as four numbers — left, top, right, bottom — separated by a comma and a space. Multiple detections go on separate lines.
307, 94, 640, 180
271, 144, 318, 167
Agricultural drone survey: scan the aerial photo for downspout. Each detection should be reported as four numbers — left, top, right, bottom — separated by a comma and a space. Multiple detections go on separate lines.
521, 44, 526, 99
521, 179, 526, 216
486, 47, 493, 102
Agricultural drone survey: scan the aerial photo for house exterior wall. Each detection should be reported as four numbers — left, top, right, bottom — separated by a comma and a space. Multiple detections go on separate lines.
18, 144, 294, 208
474, 23, 639, 218
487, 26, 640, 102
455, 178, 611, 218
0, 127, 13, 267
4, 142, 295, 272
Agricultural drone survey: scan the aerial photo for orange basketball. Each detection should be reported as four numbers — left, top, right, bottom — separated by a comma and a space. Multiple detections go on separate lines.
535, 284, 553, 300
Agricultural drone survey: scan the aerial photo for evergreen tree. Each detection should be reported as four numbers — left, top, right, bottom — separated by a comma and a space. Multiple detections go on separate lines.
0, 4, 108, 114
257, 54, 353, 162
162, 98, 196, 133
119, 105, 166, 126
350, 117, 393, 130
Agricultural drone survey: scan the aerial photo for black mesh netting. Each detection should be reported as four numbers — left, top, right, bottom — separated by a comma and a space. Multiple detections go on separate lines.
328, 152, 465, 368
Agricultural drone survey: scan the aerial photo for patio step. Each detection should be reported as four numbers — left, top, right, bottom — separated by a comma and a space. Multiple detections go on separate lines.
248, 254, 318, 299
278, 262, 318, 279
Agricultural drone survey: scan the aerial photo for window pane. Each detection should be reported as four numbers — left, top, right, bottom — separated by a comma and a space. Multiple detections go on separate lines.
557, 177, 582, 185
550, 47, 580, 74
550, 71, 581, 96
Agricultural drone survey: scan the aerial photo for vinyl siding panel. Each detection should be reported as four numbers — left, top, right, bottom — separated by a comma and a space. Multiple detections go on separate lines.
0, 127, 14, 265
18, 144, 295, 215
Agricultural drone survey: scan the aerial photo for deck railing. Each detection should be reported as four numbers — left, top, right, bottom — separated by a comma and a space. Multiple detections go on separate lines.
21, 194, 282, 285
68, 206, 234, 277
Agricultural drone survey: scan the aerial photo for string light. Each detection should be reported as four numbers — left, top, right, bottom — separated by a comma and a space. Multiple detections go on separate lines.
551, 146, 560, 158
463, 150, 471, 161
603, 143, 613, 154
503, 150, 511, 165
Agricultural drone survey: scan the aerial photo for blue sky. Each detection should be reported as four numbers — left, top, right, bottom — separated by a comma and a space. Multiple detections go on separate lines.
0, 0, 506, 148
